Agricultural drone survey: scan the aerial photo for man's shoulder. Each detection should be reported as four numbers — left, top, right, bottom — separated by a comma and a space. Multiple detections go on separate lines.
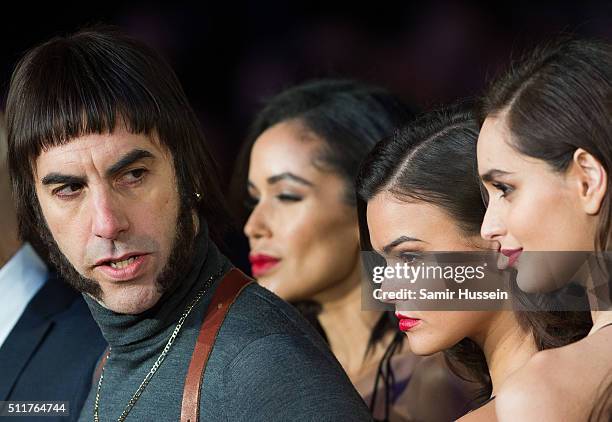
200, 282, 372, 421
230, 282, 305, 320
218, 282, 325, 349
203, 278, 340, 376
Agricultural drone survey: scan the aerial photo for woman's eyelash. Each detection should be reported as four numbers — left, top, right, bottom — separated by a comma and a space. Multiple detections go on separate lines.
243, 193, 302, 209
398, 252, 421, 264
491, 182, 513, 197
277, 193, 302, 202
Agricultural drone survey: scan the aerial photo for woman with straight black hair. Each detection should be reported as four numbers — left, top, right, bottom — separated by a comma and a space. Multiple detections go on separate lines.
357, 102, 592, 421
477, 37, 612, 421
233, 79, 475, 421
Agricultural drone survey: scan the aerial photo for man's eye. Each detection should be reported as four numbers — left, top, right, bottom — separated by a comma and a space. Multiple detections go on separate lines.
119, 168, 147, 185
53, 183, 83, 198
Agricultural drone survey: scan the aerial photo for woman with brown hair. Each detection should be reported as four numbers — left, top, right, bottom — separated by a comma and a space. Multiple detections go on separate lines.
358, 102, 592, 420
478, 38, 612, 421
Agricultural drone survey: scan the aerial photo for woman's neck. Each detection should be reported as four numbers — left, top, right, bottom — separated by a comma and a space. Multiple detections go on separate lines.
475, 312, 537, 396
315, 262, 386, 380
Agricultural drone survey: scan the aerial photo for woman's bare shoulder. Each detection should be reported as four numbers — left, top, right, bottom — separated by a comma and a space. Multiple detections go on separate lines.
457, 400, 497, 422
495, 334, 612, 421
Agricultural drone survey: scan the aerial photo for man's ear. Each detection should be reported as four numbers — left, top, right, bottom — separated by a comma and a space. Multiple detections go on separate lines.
571, 148, 607, 215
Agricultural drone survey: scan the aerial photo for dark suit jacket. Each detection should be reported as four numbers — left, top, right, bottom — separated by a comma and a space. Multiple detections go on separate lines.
0, 273, 106, 421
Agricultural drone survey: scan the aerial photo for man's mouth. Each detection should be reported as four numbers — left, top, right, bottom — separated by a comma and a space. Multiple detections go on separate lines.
108, 256, 138, 269
96, 253, 144, 267
95, 253, 150, 281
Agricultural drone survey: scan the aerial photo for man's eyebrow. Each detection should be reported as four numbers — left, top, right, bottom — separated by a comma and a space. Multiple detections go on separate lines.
267, 172, 314, 186
480, 169, 513, 183
41, 174, 86, 186
383, 236, 424, 255
106, 149, 155, 177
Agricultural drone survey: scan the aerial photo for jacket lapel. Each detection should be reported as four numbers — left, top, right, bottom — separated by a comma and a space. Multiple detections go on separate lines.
0, 274, 76, 400
0, 318, 53, 400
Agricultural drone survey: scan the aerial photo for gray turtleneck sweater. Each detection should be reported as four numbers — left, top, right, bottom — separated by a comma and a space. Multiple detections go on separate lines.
77, 227, 372, 422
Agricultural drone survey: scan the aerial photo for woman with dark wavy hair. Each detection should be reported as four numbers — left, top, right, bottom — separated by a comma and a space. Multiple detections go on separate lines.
478, 38, 612, 421
233, 79, 475, 421
357, 103, 592, 420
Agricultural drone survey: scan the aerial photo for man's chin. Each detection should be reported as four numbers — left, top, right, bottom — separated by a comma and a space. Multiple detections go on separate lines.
92, 284, 163, 315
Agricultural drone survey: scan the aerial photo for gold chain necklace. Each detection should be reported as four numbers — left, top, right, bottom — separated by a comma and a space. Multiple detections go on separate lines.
93, 268, 223, 422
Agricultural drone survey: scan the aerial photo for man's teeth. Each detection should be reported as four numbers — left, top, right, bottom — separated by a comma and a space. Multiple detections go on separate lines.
110, 257, 136, 269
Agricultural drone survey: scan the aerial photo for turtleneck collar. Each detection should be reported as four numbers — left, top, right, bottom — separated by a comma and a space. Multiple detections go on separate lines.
83, 222, 228, 353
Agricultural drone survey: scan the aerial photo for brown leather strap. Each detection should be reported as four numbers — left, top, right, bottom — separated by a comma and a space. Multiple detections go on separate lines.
92, 346, 110, 386
180, 268, 253, 422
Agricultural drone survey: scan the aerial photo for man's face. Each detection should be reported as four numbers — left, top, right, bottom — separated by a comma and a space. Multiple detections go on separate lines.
34, 126, 184, 314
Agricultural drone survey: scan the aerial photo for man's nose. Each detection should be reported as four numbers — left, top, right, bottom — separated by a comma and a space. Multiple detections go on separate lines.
91, 190, 129, 240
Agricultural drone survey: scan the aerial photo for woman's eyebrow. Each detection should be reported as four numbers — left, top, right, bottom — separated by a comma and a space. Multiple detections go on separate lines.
383, 236, 424, 255
267, 172, 314, 187
480, 169, 513, 183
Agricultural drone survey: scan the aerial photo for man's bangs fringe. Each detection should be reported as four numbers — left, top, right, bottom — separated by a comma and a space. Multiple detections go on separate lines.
27, 91, 160, 155
14, 40, 162, 155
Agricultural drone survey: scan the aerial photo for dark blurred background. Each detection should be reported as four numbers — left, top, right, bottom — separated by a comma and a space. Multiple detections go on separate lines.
1, 0, 610, 270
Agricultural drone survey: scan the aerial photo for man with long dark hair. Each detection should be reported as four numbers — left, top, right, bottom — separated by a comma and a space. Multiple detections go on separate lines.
5, 27, 371, 421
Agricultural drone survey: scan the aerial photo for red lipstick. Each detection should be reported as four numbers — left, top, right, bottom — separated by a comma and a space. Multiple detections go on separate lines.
395, 312, 421, 332
501, 248, 523, 268
249, 254, 280, 277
